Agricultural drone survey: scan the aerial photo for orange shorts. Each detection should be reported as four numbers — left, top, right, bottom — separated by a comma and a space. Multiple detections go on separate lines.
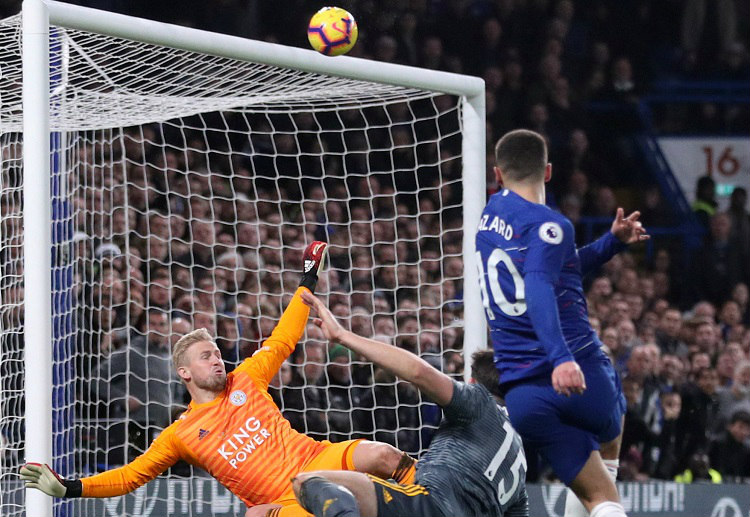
270, 439, 362, 509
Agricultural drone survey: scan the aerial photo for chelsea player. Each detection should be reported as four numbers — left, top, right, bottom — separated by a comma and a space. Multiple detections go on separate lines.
476, 129, 648, 517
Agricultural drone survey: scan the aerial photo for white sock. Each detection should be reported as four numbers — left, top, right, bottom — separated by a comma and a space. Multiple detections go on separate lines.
589, 501, 627, 517
564, 488, 589, 517
602, 459, 619, 483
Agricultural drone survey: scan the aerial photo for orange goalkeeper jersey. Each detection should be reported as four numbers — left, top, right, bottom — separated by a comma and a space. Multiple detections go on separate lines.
80, 287, 327, 506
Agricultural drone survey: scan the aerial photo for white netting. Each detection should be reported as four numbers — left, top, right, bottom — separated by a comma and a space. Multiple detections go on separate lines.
0, 133, 25, 515
1, 15, 469, 516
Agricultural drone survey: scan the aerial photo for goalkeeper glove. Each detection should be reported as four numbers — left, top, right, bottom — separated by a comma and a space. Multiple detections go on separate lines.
299, 241, 328, 293
20, 463, 82, 498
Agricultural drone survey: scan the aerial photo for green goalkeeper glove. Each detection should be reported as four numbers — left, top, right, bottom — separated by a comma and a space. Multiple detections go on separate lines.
20, 463, 81, 498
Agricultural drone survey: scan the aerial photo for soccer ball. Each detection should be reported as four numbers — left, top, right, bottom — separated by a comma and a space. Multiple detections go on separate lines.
307, 7, 358, 56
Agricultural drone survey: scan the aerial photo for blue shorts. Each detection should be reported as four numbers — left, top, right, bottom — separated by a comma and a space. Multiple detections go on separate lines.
504, 352, 625, 485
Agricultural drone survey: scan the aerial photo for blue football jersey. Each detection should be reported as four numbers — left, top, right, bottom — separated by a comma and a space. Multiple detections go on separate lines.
475, 189, 622, 386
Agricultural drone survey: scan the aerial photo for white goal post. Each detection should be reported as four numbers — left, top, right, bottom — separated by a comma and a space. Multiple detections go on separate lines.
13, 0, 486, 514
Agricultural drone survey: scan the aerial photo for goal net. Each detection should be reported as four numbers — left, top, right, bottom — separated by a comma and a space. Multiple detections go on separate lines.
2, 3, 484, 515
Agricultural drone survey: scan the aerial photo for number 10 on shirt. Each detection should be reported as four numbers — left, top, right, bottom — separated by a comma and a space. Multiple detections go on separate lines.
476, 250, 528, 319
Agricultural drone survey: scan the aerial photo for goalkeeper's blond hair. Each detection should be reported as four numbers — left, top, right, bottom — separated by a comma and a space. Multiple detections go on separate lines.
172, 328, 215, 368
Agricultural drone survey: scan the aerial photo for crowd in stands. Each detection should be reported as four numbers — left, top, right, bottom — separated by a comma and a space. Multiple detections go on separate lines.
0, 0, 748, 484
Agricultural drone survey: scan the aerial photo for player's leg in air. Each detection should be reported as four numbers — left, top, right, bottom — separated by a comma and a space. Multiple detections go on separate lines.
352, 442, 416, 483
250, 441, 416, 517
560, 352, 625, 517
506, 354, 627, 517
294, 471, 373, 517
564, 417, 624, 517
292, 470, 441, 517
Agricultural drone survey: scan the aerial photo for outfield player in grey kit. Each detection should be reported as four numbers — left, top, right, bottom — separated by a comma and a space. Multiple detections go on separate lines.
291, 291, 528, 517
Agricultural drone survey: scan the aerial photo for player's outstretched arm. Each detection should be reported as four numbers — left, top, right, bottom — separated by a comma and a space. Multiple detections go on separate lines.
20, 455, 165, 499
578, 208, 650, 275
21, 425, 181, 498
239, 242, 328, 385
302, 290, 454, 406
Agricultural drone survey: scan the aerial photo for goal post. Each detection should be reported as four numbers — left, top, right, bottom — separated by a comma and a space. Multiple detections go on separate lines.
22, 1, 53, 516
12, 0, 486, 514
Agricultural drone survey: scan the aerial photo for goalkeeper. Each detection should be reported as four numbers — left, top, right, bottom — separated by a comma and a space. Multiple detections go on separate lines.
21, 241, 417, 517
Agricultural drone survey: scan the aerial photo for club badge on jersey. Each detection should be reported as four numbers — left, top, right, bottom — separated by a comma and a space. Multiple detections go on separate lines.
230, 390, 247, 406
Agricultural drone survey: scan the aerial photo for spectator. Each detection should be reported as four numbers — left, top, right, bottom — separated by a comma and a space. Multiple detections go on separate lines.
603, 325, 630, 376
651, 390, 683, 479
675, 451, 722, 483
621, 376, 655, 473
690, 212, 748, 306
692, 320, 719, 356
590, 186, 618, 217
602, 56, 640, 103
394, 12, 418, 65
658, 354, 686, 392
582, 41, 610, 100
283, 341, 328, 441
678, 367, 721, 469
371, 367, 422, 455
419, 36, 447, 71
716, 360, 750, 430
692, 300, 717, 320
708, 410, 750, 478
692, 176, 718, 229
715, 351, 735, 387
680, 0, 739, 74
624, 345, 661, 431
216, 314, 241, 372
147, 275, 173, 312
727, 187, 749, 258
169, 317, 192, 349
716, 41, 750, 81
718, 300, 743, 340
495, 59, 525, 133
467, 18, 504, 74
639, 185, 674, 227
689, 352, 712, 376
732, 283, 750, 325
268, 360, 293, 409
93, 309, 185, 461
325, 344, 373, 441
373, 35, 398, 64
193, 310, 217, 336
